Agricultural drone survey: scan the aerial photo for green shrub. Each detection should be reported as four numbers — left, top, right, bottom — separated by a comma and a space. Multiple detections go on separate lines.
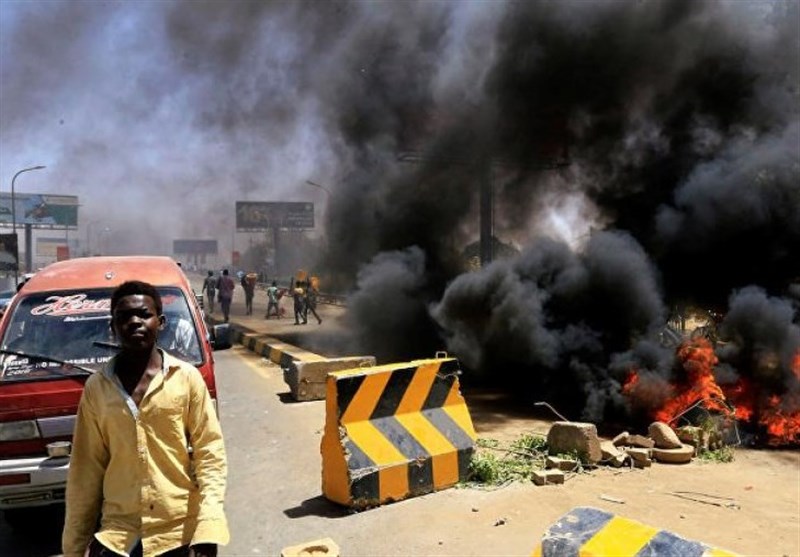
467, 434, 550, 486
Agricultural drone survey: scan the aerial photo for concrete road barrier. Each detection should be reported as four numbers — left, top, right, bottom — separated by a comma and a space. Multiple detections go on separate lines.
532, 506, 737, 556
321, 357, 476, 509
228, 327, 325, 367
284, 356, 376, 401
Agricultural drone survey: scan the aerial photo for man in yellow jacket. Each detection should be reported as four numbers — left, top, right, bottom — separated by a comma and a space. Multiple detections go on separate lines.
62, 280, 229, 557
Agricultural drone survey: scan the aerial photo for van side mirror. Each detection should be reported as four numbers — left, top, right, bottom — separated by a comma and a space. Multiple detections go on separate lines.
211, 323, 232, 350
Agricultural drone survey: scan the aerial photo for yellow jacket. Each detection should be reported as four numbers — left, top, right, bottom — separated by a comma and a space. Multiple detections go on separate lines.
62, 351, 229, 557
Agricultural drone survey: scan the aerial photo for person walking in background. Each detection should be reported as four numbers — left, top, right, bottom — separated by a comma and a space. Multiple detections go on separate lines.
62, 280, 228, 557
265, 281, 280, 319
292, 281, 306, 325
241, 272, 257, 316
203, 270, 216, 314
303, 278, 322, 325
217, 269, 235, 323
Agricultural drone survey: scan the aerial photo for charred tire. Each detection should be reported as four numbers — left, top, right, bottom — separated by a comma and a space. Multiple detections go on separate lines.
652, 443, 694, 464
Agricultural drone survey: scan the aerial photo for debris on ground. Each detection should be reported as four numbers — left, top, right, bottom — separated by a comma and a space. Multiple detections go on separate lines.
467, 411, 738, 489
599, 494, 626, 504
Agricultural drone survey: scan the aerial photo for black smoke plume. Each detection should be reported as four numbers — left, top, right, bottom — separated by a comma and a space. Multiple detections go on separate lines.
3, 1, 798, 423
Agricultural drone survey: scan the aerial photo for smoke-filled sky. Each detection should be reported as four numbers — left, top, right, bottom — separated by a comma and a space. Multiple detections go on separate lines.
3, 0, 799, 423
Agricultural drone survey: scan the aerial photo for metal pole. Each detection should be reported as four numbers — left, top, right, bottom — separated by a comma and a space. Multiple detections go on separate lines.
10, 165, 45, 284
479, 162, 493, 267
305, 180, 332, 196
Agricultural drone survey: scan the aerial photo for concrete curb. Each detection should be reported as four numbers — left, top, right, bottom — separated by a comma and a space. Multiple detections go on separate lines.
213, 319, 326, 367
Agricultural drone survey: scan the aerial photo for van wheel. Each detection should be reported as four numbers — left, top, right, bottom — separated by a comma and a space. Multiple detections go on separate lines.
3, 506, 63, 532
3, 508, 36, 531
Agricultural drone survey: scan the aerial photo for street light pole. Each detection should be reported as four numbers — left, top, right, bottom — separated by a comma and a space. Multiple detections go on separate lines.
10, 165, 45, 284
305, 180, 332, 197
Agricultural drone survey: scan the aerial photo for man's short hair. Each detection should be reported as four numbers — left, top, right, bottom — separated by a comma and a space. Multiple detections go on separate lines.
111, 280, 163, 315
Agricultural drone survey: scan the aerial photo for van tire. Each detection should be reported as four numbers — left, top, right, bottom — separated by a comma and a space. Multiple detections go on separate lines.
3, 505, 63, 532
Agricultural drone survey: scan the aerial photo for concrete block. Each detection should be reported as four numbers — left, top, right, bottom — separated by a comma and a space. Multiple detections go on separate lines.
626, 434, 655, 449
285, 356, 376, 401
534, 506, 739, 556
625, 447, 652, 467
547, 422, 602, 464
600, 441, 627, 467
281, 537, 340, 557
322, 357, 476, 508
546, 456, 579, 472
649, 421, 683, 449
533, 470, 565, 486
611, 431, 629, 447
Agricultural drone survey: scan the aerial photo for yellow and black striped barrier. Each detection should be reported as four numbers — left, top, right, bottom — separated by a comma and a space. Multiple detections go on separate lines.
532, 507, 737, 557
321, 357, 476, 508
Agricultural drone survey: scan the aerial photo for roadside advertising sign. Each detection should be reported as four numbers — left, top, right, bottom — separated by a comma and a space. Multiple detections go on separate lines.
0, 193, 79, 229
236, 202, 314, 231
37, 237, 68, 257
173, 239, 219, 255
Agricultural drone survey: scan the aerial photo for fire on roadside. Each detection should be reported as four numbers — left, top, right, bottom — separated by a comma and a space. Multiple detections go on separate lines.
623, 337, 800, 446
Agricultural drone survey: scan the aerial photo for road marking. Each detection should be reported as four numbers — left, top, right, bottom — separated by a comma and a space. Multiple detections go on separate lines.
231, 346, 279, 383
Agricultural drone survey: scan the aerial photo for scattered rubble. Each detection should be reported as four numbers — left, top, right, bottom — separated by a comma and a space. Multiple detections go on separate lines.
469, 415, 736, 489
599, 441, 626, 467
281, 538, 340, 557
546, 456, 580, 471
652, 444, 695, 464
625, 447, 653, 468
547, 421, 603, 463
649, 422, 683, 449
599, 494, 626, 504
626, 434, 655, 449
533, 469, 565, 486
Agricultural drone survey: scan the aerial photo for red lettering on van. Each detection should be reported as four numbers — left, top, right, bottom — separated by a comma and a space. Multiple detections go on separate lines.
30, 294, 111, 316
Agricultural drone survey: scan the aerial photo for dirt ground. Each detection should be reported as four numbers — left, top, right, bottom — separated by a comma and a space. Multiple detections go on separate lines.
196, 278, 800, 556
464, 389, 800, 557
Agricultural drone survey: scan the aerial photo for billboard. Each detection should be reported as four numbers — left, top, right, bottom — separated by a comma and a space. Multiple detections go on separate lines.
236, 202, 314, 231
0, 234, 18, 272
0, 193, 79, 229
37, 237, 68, 257
173, 239, 218, 255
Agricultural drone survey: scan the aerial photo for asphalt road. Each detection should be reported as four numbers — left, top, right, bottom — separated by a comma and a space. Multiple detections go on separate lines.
5, 341, 799, 556
0, 346, 529, 557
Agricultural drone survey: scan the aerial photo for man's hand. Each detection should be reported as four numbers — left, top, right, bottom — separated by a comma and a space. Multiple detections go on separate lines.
189, 543, 218, 557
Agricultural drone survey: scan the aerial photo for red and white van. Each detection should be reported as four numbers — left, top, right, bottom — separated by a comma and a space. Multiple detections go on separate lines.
0, 256, 230, 526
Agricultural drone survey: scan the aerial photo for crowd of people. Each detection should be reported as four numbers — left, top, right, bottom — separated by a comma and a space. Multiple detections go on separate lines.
201, 270, 321, 325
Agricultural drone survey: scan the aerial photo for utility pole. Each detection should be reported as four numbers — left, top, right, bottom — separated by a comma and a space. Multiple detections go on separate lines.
397, 151, 569, 268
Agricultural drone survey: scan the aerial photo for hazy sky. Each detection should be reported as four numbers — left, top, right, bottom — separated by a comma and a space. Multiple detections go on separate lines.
1, 0, 797, 274
2, 1, 798, 423
1, 1, 342, 256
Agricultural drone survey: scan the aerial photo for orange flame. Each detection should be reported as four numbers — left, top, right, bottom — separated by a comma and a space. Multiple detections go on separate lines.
622, 338, 800, 446
653, 337, 730, 424
622, 369, 639, 395
627, 344, 800, 446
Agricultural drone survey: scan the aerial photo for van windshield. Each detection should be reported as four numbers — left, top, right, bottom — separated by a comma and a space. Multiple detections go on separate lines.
0, 287, 203, 382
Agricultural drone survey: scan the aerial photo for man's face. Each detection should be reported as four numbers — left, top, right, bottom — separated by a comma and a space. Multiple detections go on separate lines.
112, 294, 164, 352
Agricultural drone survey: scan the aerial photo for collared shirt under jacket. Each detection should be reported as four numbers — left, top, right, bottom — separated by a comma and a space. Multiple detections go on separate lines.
62, 351, 229, 557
